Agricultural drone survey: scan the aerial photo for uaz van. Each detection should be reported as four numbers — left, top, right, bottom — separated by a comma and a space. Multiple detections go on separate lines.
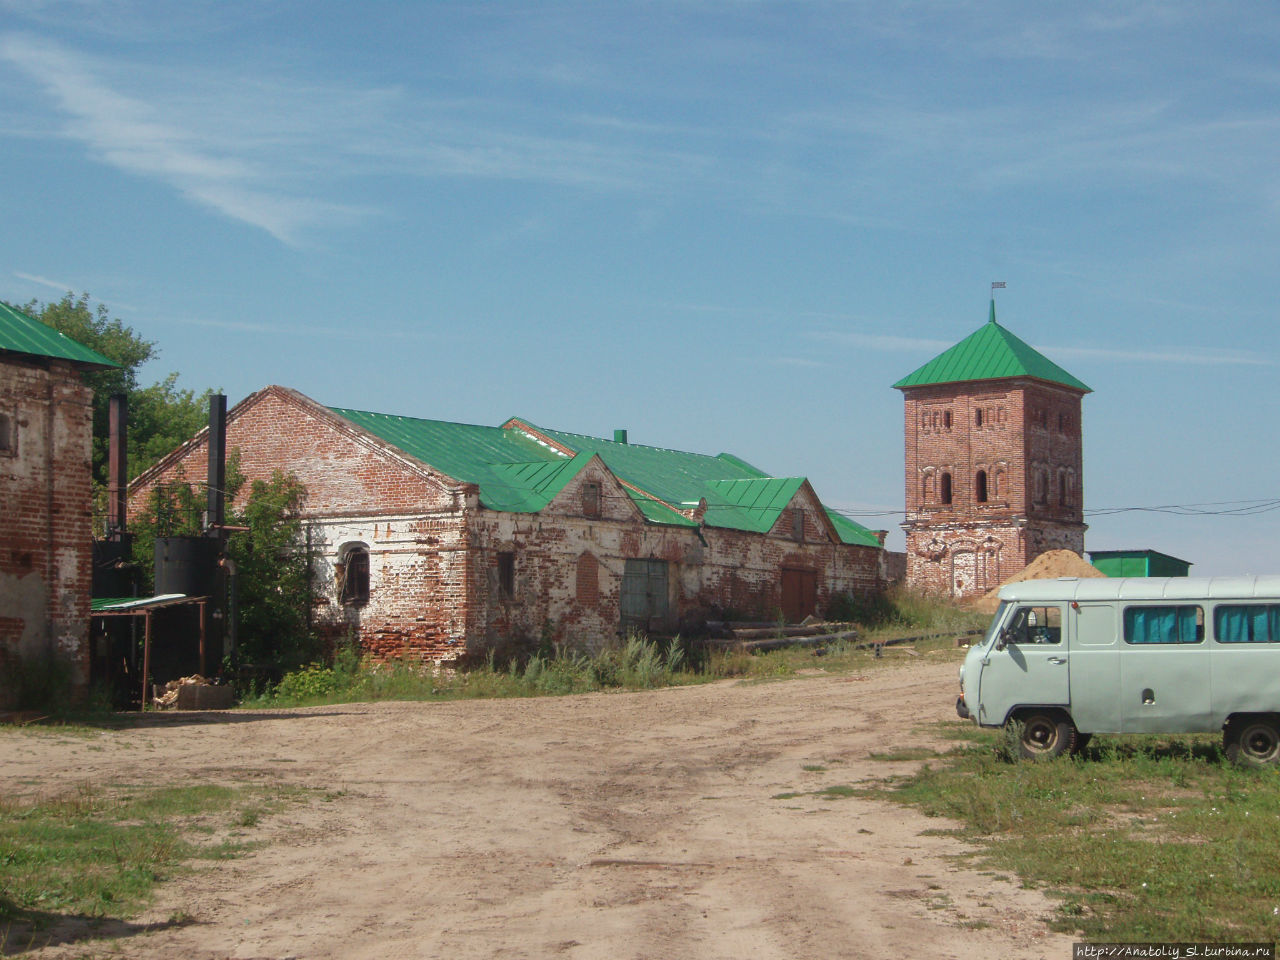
956, 575, 1280, 764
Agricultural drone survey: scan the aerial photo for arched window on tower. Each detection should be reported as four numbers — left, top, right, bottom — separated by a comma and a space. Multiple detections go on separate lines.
975, 470, 988, 504
940, 472, 952, 505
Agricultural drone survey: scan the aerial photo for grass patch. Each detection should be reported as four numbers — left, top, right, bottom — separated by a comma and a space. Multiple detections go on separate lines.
250, 589, 985, 709
0, 782, 301, 930
869, 724, 1280, 940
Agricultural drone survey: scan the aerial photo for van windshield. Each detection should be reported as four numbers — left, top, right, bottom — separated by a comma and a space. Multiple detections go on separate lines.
982, 602, 1009, 648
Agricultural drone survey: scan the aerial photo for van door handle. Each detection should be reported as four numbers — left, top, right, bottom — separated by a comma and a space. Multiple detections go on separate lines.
1047, 657, 1066, 665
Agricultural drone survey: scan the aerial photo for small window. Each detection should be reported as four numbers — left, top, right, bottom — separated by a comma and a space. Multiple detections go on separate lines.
943, 410, 952, 430
940, 472, 952, 505
0, 412, 11, 453
1215, 605, 1280, 643
975, 470, 988, 504
1058, 412, 1066, 433
1002, 606, 1062, 645
581, 481, 601, 518
975, 409, 983, 428
498, 551, 515, 599
339, 546, 370, 605
791, 509, 804, 543
1059, 471, 1069, 506
1124, 606, 1204, 644
1034, 470, 1047, 504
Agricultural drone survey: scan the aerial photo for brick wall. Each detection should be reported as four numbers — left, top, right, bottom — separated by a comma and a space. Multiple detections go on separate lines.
0, 356, 95, 706
901, 377, 1086, 597
130, 387, 888, 663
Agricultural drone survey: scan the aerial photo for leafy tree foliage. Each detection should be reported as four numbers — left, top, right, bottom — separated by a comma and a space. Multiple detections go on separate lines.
19, 293, 211, 493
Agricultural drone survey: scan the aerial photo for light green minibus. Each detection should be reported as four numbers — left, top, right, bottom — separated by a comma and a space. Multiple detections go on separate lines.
956, 576, 1280, 764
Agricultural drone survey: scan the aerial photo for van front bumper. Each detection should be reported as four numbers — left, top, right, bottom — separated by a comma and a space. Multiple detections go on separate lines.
955, 695, 971, 720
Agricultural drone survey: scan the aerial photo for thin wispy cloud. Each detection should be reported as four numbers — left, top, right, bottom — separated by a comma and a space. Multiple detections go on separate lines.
14, 270, 71, 291
809, 329, 1269, 367
1044, 344, 1271, 367
0, 33, 371, 244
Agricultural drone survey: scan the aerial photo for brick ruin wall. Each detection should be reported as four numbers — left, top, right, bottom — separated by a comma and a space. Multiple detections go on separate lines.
901, 379, 1085, 597
0, 357, 94, 706
129, 389, 473, 664
131, 393, 888, 664
471, 464, 886, 653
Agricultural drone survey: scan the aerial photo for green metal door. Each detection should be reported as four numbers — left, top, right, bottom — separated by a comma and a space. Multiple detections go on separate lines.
622, 559, 669, 630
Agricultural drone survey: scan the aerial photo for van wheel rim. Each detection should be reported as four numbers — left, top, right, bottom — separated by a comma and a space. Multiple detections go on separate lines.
1241, 724, 1280, 762
1023, 718, 1057, 752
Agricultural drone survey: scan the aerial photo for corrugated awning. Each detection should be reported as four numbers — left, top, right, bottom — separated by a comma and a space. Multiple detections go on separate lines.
91, 594, 204, 614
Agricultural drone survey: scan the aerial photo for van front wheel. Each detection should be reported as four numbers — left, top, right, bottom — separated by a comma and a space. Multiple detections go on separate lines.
1013, 711, 1077, 760
1224, 717, 1280, 767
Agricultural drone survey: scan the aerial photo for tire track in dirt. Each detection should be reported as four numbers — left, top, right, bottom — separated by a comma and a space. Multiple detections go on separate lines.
2, 660, 1072, 959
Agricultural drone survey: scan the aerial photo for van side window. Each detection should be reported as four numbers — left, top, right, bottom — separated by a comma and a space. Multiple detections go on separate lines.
1215, 604, 1280, 643
1004, 606, 1062, 645
1123, 605, 1203, 644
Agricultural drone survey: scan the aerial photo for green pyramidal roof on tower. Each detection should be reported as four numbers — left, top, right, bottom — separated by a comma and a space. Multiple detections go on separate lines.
892, 302, 1090, 393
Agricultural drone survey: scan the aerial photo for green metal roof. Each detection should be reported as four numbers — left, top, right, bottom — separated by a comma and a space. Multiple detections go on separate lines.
330, 407, 586, 513
893, 302, 1090, 393
526, 424, 882, 546
327, 406, 881, 546
0, 301, 119, 369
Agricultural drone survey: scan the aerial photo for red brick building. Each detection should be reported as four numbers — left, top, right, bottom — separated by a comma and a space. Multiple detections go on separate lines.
0, 303, 117, 706
893, 302, 1090, 598
130, 386, 890, 663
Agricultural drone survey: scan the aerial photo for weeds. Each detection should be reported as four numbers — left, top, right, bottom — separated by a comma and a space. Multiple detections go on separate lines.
0, 783, 300, 928
870, 725, 1280, 940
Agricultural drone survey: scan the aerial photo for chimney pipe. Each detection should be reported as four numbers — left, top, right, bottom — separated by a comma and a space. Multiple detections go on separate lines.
107, 393, 128, 538
207, 394, 227, 535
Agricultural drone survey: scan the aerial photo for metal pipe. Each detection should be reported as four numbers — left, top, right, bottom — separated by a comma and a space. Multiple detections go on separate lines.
207, 394, 227, 534
107, 393, 128, 538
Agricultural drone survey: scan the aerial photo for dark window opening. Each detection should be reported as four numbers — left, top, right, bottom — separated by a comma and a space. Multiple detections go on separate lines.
621, 559, 668, 627
340, 547, 370, 605
943, 410, 952, 430
1059, 472, 1069, 506
940, 472, 952, 505
582, 481, 601, 518
975, 470, 988, 503
497, 551, 515, 599
0, 412, 11, 453
791, 509, 805, 542
974, 408, 983, 428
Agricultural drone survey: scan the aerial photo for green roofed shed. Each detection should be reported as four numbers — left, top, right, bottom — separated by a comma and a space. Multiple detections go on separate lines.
893, 302, 1089, 393
1088, 549, 1192, 578
0, 301, 118, 369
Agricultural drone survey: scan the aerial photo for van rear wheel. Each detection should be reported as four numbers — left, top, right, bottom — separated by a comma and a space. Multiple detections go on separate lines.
1013, 711, 1077, 760
1224, 717, 1280, 767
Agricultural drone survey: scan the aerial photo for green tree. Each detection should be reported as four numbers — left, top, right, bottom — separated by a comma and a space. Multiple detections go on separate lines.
18, 293, 212, 493
229, 468, 316, 676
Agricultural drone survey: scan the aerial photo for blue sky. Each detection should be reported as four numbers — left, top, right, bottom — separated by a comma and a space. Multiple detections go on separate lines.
1, 1, 1276, 576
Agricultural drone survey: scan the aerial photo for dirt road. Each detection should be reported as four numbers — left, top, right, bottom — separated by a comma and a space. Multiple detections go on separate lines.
3, 658, 1074, 959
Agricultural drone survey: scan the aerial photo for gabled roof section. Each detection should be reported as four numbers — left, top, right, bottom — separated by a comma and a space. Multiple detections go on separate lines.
330, 406, 579, 513
702, 477, 805, 533
893, 302, 1090, 393
511, 421, 882, 545
0, 301, 118, 369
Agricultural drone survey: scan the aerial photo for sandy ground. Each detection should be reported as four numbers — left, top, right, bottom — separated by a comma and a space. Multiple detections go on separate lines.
1, 657, 1076, 960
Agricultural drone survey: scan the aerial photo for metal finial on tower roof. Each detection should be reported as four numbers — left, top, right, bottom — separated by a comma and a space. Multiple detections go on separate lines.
989, 281, 1006, 323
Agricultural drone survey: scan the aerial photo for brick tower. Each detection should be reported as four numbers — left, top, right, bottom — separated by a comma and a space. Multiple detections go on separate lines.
893, 301, 1090, 598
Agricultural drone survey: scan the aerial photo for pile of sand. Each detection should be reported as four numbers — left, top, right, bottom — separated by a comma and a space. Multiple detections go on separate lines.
968, 549, 1106, 613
